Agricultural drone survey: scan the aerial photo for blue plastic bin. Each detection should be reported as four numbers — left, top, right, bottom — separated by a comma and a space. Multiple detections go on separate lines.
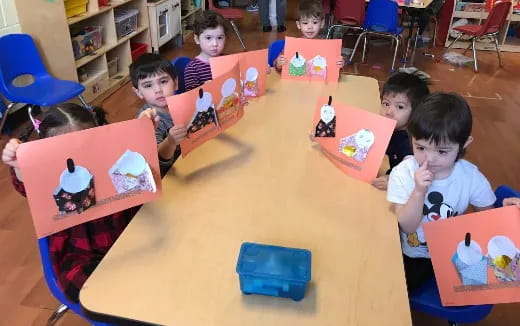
236, 242, 311, 301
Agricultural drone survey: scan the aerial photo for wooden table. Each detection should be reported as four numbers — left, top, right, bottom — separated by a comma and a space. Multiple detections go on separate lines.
80, 74, 412, 326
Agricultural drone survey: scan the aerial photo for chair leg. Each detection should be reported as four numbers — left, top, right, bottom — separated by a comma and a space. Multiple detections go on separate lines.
361, 34, 369, 63
230, 20, 246, 50
47, 304, 69, 326
77, 94, 92, 111
410, 28, 420, 66
463, 40, 472, 55
391, 36, 400, 72
0, 102, 16, 136
348, 31, 366, 64
433, 17, 438, 46
446, 34, 463, 51
493, 34, 502, 67
471, 37, 478, 72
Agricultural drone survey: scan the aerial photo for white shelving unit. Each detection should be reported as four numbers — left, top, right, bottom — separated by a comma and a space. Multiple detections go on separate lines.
147, 0, 182, 52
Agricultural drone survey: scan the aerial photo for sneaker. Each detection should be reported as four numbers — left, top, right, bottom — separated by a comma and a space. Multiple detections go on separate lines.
277, 25, 286, 33
246, 4, 258, 12
263, 25, 272, 32
217, 1, 229, 7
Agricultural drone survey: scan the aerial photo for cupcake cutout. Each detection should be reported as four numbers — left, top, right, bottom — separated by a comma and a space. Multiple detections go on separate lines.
109, 150, 156, 194
289, 52, 306, 76
53, 158, 95, 216
338, 129, 375, 162
216, 78, 240, 123
187, 89, 218, 137
307, 55, 327, 78
314, 96, 336, 137
487, 235, 519, 282
452, 233, 488, 285
243, 67, 259, 97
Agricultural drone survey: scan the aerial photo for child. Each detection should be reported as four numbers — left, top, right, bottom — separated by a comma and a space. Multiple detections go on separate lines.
387, 93, 496, 292
371, 72, 430, 191
274, 0, 344, 71
1, 103, 157, 303
184, 10, 227, 91
130, 53, 187, 177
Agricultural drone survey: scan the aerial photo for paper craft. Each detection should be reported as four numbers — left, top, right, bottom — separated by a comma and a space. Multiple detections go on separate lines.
311, 96, 396, 182
17, 118, 161, 238
109, 150, 156, 194
282, 37, 342, 83
167, 62, 243, 157
423, 206, 520, 306
209, 49, 268, 98
53, 158, 96, 217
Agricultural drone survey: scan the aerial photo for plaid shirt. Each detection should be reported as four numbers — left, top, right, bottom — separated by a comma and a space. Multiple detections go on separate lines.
11, 169, 140, 303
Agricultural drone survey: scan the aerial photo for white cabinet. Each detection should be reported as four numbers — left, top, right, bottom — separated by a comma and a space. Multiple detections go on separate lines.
148, 0, 181, 52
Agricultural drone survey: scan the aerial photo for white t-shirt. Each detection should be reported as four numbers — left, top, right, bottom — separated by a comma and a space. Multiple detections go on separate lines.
387, 158, 496, 258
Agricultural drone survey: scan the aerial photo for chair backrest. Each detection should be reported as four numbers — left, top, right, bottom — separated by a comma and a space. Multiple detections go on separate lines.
363, 0, 400, 34
171, 56, 191, 94
494, 185, 519, 208
481, 1, 512, 35
333, 0, 366, 26
268, 39, 285, 67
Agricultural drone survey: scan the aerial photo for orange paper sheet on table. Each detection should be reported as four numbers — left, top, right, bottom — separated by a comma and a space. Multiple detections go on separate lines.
282, 37, 342, 83
17, 118, 161, 239
209, 49, 268, 98
423, 206, 520, 306
312, 96, 396, 182
167, 62, 243, 157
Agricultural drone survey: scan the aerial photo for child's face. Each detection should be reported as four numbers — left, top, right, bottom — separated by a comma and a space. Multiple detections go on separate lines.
412, 137, 472, 178
381, 92, 412, 130
296, 16, 324, 39
195, 26, 226, 58
134, 72, 177, 109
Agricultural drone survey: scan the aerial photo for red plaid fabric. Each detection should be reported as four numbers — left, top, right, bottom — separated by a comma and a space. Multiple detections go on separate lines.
11, 169, 140, 303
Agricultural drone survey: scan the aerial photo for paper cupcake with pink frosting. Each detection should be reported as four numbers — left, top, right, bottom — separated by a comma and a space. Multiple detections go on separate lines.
109, 150, 156, 194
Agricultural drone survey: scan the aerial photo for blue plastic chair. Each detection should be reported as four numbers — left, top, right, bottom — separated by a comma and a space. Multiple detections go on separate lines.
171, 56, 191, 94
268, 39, 285, 68
38, 237, 113, 326
0, 34, 89, 135
348, 0, 405, 72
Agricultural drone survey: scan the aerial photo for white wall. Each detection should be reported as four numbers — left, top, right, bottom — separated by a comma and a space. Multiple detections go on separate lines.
0, 0, 21, 36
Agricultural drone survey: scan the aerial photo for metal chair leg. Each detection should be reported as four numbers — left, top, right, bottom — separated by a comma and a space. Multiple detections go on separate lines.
493, 34, 502, 67
446, 34, 463, 51
410, 28, 420, 66
230, 20, 246, 50
47, 304, 69, 326
348, 31, 366, 64
463, 40, 472, 55
391, 37, 400, 72
326, 25, 335, 39
77, 94, 92, 111
471, 38, 478, 72
433, 17, 438, 46
361, 33, 369, 63
0, 102, 16, 136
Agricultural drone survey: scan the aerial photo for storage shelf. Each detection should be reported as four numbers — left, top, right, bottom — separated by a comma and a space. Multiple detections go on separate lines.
511, 14, 520, 22
109, 72, 130, 88
68, 6, 112, 25
81, 69, 108, 86
181, 7, 200, 20
452, 10, 488, 19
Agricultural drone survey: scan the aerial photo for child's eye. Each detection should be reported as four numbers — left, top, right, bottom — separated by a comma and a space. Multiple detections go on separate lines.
205, 36, 211, 40
398, 105, 405, 110
416, 146, 425, 151
143, 84, 151, 88
382, 101, 390, 107
438, 150, 448, 155
218, 36, 224, 40
160, 79, 169, 84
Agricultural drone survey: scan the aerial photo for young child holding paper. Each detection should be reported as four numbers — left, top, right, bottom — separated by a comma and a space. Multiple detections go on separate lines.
274, 0, 344, 71
184, 10, 228, 91
386, 93, 496, 292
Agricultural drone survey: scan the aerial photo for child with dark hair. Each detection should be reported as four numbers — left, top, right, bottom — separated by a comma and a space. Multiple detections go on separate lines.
130, 53, 187, 177
387, 93, 496, 292
184, 10, 227, 91
371, 72, 430, 190
1, 103, 157, 303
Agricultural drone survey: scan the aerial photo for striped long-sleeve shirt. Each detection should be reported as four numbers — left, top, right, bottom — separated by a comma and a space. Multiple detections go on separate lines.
184, 58, 213, 91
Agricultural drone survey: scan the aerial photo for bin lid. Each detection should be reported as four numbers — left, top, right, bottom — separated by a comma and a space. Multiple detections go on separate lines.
114, 9, 139, 23
236, 242, 311, 282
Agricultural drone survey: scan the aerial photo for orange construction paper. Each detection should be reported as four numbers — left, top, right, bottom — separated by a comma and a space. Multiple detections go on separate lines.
17, 118, 161, 239
281, 37, 342, 83
167, 62, 243, 157
312, 96, 396, 182
423, 206, 520, 306
209, 49, 268, 98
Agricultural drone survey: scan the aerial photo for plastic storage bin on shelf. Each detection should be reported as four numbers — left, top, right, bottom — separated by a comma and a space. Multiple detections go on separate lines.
114, 9, 139, 39
236, 242, 311, 301
64, 0, 88, 18
71, 26, 103, 60
108, 57, 119, 77
82, 70, 109, 102
131, 42, 148, 61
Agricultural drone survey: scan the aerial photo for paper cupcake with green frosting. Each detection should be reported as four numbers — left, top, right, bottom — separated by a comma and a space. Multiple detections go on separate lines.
289, 52, 306, 76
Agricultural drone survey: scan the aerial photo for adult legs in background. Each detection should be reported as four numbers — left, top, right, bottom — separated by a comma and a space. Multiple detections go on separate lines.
258, 0, 272, 31
276, 0, 287, 31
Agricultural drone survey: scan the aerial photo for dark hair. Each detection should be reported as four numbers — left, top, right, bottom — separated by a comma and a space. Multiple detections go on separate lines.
129, 53, 177, 88
39, 103, 108, 139
193, 10, 228, 36
297, 0, 324, 20
407, 93, 472, 159
382, 72, 430, 111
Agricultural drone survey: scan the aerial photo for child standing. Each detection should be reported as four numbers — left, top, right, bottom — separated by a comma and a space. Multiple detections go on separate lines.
371, 73, 430, 191
274, 0, 343, 71
387, 93, 496, 292
184, 10, 227, 91
130, 53, 187, 177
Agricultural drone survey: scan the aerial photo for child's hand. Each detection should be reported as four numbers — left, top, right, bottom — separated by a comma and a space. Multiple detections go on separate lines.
503, 197, 520, 207
414, 160, 433, 194
168, 125, 187, 147
138, 108, 160, 130
275, 55, 286, 70
2, 138, 22, 169
371, 175, 389, 191
336, 56, 345, 68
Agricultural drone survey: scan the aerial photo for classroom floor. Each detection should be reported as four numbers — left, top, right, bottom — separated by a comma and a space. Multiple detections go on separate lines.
1, 3, 519, 325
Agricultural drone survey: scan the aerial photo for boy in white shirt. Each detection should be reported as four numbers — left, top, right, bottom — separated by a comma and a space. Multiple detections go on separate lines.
387, 92, 496, 292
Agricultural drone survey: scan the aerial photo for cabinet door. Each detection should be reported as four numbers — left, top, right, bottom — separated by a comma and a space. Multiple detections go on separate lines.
157, 0, 173, 46
171, 0, 181, 38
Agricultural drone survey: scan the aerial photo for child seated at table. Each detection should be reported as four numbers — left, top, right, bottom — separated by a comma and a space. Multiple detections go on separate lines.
1, 103, 159, 303
130, 53, 187, 177
371, 72, 430, 191
274, 0, 344, 71
387, 93, 496, 292
184, 10, 227, 91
